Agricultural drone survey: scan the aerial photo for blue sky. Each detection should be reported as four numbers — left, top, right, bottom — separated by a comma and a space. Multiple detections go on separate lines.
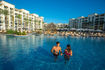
4, 0, 105, 24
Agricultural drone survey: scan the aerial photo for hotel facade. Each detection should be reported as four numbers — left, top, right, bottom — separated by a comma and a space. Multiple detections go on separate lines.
69, 13, 105, 31
0, 1, 44, 32
56, 23, 69, 30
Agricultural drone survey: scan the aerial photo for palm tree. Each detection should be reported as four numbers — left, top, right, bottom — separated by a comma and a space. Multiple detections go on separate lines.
39, 20, 41, 25
24, 18, 28, 25
24, 18, 29, 31
0, 9, 3, 23
17, 14, 22, 21
34, 20, 39, 30
3, 10, 9, 15
3, 10, 9, 29
29, 18, 32, 31
42, 21, 44, 25
11, 15, 15, 30
34, 20, 37, 31
16, 14, 22, 31
24, 18, 29, 24
38, 20, 42, 30
0, 9, 3, 14
0, 9, 3, 31
29, 19, 32, 23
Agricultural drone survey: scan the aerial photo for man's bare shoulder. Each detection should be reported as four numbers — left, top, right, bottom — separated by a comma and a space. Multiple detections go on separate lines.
53, 46, 56, 48
58, 46, 61, 49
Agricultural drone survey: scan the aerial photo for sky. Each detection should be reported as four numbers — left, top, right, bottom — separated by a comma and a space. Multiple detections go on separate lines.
3, 0, 105, 24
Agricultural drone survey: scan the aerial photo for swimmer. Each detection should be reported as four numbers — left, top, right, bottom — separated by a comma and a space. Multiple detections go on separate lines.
64, 44, 72, 64
51, 42, 63, 61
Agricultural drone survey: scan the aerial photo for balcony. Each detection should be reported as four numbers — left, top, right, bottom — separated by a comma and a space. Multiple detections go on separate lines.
100, 14, 104, 16
0, 23, 3, 26
10, 8, 14, 10
0, 4, 3, 8
10, 11, 14, 15
4, 6, 8, 8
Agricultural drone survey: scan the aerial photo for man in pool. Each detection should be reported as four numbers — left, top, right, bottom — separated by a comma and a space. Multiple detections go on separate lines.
51, 42, 63, 61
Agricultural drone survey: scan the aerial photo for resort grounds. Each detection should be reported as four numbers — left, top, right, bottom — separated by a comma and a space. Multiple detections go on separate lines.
0, 29, 105, 37
43, 30, 105, 37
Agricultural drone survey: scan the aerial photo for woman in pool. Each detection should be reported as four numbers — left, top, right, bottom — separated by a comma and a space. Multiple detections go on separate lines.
64, 44, 72, 63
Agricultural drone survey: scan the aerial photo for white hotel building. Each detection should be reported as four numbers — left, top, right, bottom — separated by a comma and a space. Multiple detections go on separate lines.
69, 13, 105, 31
0, 1, 44, 32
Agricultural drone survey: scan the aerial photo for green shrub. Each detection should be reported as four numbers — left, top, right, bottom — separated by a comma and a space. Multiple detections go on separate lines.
6, 30, 15, 34
14, 31, 18, 34
39, 29, 42, 30
6, 30, 27, 35
16, 32, 21, 35
21, 31, 27, 35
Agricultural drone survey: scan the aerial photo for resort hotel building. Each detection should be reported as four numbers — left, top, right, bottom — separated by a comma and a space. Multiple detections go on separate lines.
0, 1, 44, 32
69, 13, 105, 31
56, 23, 69, 31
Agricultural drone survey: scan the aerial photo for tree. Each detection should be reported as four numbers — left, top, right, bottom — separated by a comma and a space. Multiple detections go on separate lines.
34, 20, 37, 30
16, 14, 22, 32
28, 18, 32, 23
16, 14, 22, 19
3, 10, 9, 29
11, 15, 15, 30
0, 9, 3, 14
3, 10, 9, 15
16, 14, 22, 25
0, 9, 3, 23
29, 18, 32, 30
23, 18, 29, 31
24, 18, 28, 25
34, 20, 39, 30
42, 22, 44, 24
39, 20, 41, 25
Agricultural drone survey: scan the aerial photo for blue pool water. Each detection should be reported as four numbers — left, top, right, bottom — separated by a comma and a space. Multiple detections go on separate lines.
0, 34, 105, 70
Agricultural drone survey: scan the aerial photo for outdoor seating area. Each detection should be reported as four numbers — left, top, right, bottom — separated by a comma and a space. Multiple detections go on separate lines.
43, 30, 105, 37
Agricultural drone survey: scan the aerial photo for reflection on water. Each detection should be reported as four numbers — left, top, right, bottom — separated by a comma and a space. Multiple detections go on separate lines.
0, 34, 44, 54
0, 34, 105, 70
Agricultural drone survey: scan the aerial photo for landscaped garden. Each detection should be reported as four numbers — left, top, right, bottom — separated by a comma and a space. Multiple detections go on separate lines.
6, 30, 27, 35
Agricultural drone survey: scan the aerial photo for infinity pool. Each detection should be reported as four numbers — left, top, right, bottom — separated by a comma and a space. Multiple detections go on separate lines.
0, 34, 105, 70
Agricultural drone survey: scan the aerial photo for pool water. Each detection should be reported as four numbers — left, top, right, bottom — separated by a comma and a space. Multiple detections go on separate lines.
0, 34, 105, 70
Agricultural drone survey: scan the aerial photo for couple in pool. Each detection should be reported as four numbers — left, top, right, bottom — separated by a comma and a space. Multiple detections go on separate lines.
51, 42, 72, 63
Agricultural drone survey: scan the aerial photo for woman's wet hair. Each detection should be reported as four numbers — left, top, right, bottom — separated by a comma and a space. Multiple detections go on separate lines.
67, 44, 71, 48
67, 44, 71, 51
56, 42, 60, 44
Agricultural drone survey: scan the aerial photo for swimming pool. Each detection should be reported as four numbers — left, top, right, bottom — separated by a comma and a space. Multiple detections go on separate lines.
0, 34, 105, 70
